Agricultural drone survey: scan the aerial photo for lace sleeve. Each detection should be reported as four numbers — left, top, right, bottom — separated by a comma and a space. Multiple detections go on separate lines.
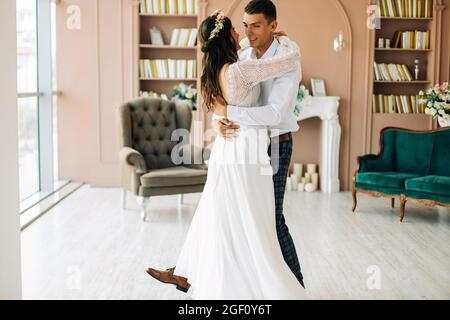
226, 36, 300, 104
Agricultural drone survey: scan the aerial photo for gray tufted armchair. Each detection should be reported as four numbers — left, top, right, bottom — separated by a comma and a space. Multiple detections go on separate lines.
118, 97, 208, 221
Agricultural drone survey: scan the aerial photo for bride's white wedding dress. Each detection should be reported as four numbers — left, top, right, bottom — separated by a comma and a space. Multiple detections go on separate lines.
174, 37, 305, 300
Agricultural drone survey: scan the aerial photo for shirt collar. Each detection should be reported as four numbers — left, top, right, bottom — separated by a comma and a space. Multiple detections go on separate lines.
261, 38, 279, 59
248, 38, 279, 60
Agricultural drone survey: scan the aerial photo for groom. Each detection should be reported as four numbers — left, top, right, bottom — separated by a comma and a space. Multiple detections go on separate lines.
147, 0, 304, 291
215, 0, 305, 288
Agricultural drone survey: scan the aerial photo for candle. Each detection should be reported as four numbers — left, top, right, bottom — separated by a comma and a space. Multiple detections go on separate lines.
312, 173, 319, 191
304, 173, 312, 183
305, 183, 315, 193
298, 182, 305, 192
293, 163, 303, 177
286, 177, 292, 191
301, 177, 306, 184
307, 164, 317, 174
290, 174, 299, 185
292, 180, 298, 191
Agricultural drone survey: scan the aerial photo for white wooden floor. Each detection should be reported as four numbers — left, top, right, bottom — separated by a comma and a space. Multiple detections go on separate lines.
21, 185, 450, 300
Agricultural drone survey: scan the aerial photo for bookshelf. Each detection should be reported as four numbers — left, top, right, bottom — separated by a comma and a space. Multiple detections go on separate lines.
139, 44, 197, 49
374, 80, 431, 83
138, 0, 201, 99
375, 48, 432, 51
140, 78, 197, 81
139, 13, 198, 17
368, 0, 444, 152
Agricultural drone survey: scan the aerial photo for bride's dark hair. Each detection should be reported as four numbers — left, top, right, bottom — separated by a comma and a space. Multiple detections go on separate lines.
199, 14, 238, 113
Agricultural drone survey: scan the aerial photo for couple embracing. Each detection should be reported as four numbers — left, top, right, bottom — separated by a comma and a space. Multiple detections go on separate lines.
148, 0, 306, 300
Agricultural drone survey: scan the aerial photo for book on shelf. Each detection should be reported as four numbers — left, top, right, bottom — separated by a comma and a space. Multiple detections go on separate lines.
140, 0, 198, 15
170, 28, 197, 47
372, 94, 426, 113
140, 59, 197, 79
377, 0, 433, 18
373, 62, 414, 81
391, 30, 430, 49
140, 90, 170, 100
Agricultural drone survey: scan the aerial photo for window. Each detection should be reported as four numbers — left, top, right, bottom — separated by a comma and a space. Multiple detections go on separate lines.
16, 0, 61, 203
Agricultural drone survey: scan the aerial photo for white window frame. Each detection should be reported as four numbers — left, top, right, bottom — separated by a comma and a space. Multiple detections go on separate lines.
17, 0, 63, 207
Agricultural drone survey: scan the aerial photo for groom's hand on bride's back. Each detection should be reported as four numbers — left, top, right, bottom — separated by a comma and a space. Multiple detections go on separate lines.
213, 119, 240, 141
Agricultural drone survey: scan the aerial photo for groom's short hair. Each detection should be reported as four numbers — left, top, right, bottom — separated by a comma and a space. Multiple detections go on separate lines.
245, 0, 277, 23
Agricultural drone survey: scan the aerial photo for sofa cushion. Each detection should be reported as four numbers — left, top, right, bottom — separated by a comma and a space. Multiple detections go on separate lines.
356, 172, 421, 189
403, 190, 450, 205
395, 131, 435, 175
405, 175, 450, 197
429, 130, 450, 177
140, 166, 207, 188
128, 99, 178, 170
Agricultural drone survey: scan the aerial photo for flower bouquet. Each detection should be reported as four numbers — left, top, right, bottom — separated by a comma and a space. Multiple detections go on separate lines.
294, 85, 312, 117
172, 83, 198, 110
419, 82, 450, 127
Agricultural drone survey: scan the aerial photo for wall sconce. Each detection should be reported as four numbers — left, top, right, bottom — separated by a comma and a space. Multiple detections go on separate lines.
333, 31, 344, 53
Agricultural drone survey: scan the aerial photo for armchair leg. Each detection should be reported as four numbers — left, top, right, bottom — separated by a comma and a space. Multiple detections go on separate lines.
391, 198, 395, 209
140, 197, 150, 222
352, 187, 357, 212
400, 195, 407, 223
178, 194, 184, 206
122, 189, 127, 209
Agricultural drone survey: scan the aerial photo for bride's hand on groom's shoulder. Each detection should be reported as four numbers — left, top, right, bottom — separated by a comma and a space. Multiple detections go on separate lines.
273, 31, 288, 39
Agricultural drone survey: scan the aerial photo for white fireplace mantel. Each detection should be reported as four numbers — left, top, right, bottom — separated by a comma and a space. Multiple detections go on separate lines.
297, 96, 341, 193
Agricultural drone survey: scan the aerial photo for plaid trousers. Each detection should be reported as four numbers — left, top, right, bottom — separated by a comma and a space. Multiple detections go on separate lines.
268, 137, 304, 284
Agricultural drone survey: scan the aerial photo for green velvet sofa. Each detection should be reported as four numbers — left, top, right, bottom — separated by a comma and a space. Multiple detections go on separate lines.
352, 127, 450, 222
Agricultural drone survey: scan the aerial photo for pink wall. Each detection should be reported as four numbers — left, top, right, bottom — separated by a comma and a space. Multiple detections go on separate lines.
57, 0, 136, 186
56, 0, 450, 189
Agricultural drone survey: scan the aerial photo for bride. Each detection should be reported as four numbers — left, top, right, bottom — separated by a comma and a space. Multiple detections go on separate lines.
147, 10, 305, 300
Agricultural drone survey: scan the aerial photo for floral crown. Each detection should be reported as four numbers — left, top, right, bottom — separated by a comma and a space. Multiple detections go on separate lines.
208, 10, 226, 40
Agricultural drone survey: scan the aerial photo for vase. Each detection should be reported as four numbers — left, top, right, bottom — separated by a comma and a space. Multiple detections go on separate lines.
438, 117, 450, 128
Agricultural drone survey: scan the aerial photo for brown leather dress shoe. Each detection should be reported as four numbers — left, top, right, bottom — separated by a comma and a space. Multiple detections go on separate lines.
146, 267, 191, 293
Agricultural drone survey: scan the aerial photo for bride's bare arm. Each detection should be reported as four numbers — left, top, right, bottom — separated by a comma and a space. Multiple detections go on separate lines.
213, 104, 227, 117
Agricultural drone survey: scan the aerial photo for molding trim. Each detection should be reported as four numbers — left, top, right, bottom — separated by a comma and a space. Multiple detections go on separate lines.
331, 0, 353, 190
364, 0, 377, 155
433, 1, 445, 82
120, 0, 125, 104
95, 0, 102, 163
199, 1, 209, 140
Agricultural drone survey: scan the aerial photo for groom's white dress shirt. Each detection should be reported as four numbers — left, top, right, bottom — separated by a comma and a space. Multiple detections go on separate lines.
226, 38, 302, 138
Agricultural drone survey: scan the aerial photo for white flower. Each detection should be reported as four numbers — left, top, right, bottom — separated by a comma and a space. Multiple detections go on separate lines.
208, 10, 225, 40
